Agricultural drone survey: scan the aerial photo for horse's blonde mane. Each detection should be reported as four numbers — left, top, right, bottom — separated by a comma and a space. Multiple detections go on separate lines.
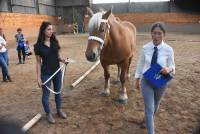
88, 12, 103, 33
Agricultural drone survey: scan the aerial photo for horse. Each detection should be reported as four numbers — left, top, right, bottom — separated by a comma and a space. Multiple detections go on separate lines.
85, 9, 136, 104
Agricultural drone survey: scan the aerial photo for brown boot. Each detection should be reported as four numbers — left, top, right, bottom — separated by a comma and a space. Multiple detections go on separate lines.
140, 119, 146, 129
47, 113, 55, 124
57, 110, 67, 119
2, 78, 8, 82
7, 76, 12, 82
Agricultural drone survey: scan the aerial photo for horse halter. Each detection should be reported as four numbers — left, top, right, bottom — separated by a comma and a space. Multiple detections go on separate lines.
88, 19, 110, 50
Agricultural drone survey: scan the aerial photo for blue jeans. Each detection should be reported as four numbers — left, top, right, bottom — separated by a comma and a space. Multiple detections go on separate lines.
41, 71, 62, 114
141, 78, 167, 134
0, 51, 9, 80
2, 51, 9, 65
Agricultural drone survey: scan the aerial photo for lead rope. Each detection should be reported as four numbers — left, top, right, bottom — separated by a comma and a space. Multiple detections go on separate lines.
42, 58, 75, 94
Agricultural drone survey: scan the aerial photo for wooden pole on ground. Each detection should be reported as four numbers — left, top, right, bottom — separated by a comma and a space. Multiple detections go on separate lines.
71, 60, 100, 88
21, 113, 42, 132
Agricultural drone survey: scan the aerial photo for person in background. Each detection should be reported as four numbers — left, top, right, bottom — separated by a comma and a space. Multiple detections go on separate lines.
0, 29, 12, 82
24, 40, 32, 59
0, 28, 9, 65
193, 122, 200, 134
15, 28, 26, 64
135, 22, 175, 134
0, 119, 26, 134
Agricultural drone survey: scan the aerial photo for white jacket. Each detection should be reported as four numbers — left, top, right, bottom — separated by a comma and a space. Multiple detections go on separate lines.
0, 36, 7, 53
135, 40, 175, 79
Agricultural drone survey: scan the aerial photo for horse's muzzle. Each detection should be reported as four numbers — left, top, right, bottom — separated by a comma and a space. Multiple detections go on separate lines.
85, 52, 98, 62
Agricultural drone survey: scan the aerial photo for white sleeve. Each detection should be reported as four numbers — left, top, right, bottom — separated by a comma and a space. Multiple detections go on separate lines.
167, 48, 175, 74
0, 36, 7, 46
135, 48, 145, 79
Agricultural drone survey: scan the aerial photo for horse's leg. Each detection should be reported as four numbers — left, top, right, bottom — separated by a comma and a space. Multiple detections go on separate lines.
118, 59, 129, 104
100, 64, 110, 96
127, 56, 132, 80
117, 64, 120, 82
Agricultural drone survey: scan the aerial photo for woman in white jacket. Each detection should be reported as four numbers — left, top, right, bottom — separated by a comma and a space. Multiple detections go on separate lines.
0, 33, 12, 82
135, 22, 175, 134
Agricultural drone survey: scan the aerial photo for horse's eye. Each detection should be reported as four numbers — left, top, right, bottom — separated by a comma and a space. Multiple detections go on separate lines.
99, 24, 105, 32
99, 27, 104, 32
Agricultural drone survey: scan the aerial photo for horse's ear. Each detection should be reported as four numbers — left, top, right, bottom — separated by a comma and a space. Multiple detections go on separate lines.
99, 8, 105, 13
86, 7, 94, 17
102, 10, 111, 19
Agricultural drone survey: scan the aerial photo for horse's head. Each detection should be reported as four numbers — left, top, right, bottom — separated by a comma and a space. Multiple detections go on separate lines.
85, 9, 111, 62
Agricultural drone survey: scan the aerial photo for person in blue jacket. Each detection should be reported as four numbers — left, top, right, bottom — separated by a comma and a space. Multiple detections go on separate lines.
15, 28, 26, 64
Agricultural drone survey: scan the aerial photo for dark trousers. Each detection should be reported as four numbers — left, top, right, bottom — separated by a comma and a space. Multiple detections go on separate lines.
17, 47, 25, 63
41, 71, 62, 114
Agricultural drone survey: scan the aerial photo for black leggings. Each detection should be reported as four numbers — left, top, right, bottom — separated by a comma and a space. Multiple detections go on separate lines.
17, 48, 26, 63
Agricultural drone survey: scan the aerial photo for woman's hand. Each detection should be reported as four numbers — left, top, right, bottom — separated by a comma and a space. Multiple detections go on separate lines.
37, 78, 43, 88
64, 58, 70, 64
135, 79, 140, 90
60, 59, 65, 63
160, 67, 172, 75
59, 57, 69, 64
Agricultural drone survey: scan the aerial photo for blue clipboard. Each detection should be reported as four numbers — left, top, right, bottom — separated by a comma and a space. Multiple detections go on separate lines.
143, 63, 173, 89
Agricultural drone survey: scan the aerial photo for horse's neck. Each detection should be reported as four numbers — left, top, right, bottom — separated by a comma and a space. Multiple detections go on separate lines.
101, 20, 122, 62
105, 18, 119, 47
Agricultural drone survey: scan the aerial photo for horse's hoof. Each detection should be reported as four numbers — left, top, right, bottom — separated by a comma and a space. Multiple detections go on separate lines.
115, 98, 128, 104
99, 91, 110, 97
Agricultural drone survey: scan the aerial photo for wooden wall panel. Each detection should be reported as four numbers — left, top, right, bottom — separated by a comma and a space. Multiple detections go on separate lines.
0, 12, 59, 40
115, 13, 200, 24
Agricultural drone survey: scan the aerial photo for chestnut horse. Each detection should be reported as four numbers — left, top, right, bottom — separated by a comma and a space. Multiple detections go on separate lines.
85, 9, 136, 104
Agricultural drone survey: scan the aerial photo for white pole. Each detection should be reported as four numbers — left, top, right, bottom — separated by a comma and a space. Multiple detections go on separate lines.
21, 113, 42, 132
71, 60, 100, 88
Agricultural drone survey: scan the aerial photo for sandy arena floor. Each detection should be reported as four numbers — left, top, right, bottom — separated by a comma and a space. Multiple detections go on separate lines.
0, 33, 200, 134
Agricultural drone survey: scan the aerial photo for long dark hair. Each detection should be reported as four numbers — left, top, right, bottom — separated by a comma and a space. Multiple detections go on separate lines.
36, 21, 60, 53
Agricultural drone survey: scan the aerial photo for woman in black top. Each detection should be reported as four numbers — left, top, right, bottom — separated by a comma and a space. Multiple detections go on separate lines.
34, 21, 66, 124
